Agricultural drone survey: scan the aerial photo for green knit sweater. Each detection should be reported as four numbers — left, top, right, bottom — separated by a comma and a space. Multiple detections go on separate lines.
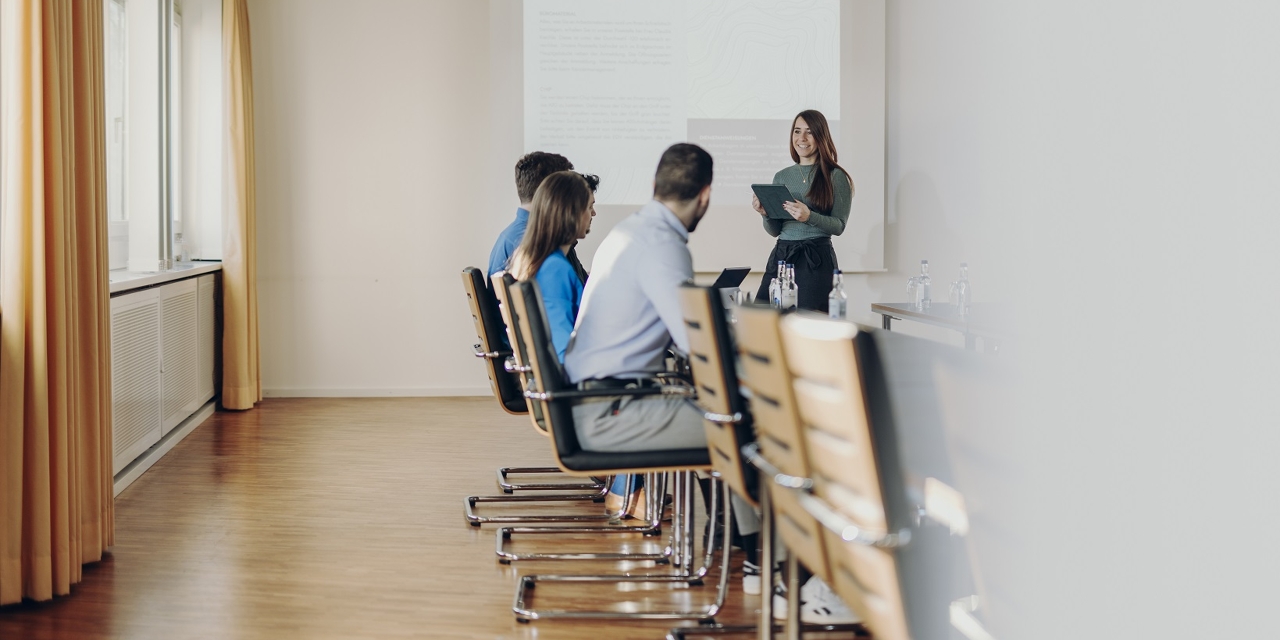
761, 164, 853, 240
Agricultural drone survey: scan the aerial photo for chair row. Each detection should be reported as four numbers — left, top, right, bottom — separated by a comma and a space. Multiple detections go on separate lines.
463, 267, 733, 624
680, 285, 914, 639
462, 266, 923, 638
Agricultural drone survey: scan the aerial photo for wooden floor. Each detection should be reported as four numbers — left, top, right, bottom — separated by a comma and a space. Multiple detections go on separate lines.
0, 397, 796, 639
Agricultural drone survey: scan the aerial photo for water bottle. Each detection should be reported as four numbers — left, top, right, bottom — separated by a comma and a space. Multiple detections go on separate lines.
828, 269, 847, 319
773, 261, 793, 308
917, 260, 932, 309
949, 262, 972, 319
781, 264, 798, 311
769, 260, 785, 308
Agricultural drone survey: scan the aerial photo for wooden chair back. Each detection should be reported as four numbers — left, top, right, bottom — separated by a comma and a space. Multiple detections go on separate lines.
461, 267, 524, 414
781, 314, 909, 640
733, 305, 831, 584
491, 271, 546, 434
678, 285, 756, 505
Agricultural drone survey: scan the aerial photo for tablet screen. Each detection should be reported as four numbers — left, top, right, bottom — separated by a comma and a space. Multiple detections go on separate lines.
750, 184, 799, 220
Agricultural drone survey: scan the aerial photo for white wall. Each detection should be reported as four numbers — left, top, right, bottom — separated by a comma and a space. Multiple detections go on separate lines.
874, 3, 1280, 639
250, 0, 499, 396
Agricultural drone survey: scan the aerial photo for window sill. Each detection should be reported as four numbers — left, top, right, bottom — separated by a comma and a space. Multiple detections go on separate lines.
109, 261, 223, 296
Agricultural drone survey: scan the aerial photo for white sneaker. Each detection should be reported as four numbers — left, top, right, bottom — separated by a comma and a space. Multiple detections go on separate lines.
772, 586, 790, 620
799, 578, 861, 625
742, 560, 762, 595
772, 578, 861, 624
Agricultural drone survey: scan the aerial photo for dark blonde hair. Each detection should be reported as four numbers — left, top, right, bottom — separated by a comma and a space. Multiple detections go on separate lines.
790, 110, 850, 213
509, 171, 591, 281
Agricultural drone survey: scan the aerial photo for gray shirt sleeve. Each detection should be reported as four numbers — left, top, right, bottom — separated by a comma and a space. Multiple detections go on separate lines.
804, 168, 853, 236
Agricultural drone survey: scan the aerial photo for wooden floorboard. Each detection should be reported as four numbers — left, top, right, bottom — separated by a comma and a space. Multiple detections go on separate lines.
0, 397, 803, 639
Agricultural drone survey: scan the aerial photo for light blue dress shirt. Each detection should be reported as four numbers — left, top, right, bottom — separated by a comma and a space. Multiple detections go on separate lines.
534, 250, 584, 361
564, 200, 692, 383
488, 208, 529, 277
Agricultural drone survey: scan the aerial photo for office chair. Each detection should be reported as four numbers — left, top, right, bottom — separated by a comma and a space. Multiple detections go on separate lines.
781, 315, 915, 640
460, 267, 607, 526
491, 271, 667, 559
733, 305, 867, 640
506, 279, 732, 623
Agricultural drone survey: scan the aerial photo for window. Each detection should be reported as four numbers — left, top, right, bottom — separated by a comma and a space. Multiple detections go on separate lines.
105, 0, 129, 268
104, 0, 222, 274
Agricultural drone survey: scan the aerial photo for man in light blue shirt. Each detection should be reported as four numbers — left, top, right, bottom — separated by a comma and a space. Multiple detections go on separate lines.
566, 143, 761, 581
563, 143, 713, 452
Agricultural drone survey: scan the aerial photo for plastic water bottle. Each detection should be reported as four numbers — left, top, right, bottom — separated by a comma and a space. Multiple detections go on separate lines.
917, 260, 932, 309
781, 264, 798, 311
769, 260, 785, 308
949, 262, 972, 319
828, 269, 847, 319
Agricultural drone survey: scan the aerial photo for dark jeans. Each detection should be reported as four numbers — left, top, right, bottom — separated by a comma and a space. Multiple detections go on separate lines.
754, 237, 838, 313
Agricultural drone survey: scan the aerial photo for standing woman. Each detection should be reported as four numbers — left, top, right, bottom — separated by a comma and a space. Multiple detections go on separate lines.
752, 110, 854, 312
508, 171, 594, 361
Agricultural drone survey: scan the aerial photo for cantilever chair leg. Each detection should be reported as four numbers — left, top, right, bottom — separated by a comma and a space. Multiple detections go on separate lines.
465, 482, 611, 526
511, 474, 733, 623
496, 466, 605, 493
495, 472, 672, 563
664, 622, 867, 640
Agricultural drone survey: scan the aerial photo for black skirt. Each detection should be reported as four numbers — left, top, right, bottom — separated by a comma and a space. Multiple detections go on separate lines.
754, 237, 838, 313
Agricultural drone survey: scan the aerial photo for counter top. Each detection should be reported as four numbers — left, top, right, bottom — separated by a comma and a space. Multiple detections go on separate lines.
109, 261, 222, 295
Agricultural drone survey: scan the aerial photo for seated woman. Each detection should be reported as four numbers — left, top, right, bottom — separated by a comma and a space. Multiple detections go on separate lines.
509, 172, 643, 520
508, 170, 594, 362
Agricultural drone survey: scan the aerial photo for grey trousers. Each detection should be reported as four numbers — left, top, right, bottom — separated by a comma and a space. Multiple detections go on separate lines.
573, 395, 760, 536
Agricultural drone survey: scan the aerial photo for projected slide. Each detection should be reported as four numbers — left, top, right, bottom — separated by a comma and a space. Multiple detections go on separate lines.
525, 0, 840, 206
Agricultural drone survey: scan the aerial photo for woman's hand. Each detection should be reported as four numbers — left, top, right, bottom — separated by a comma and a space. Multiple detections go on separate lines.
782, 200, 811, 222
751, 194, 766, 216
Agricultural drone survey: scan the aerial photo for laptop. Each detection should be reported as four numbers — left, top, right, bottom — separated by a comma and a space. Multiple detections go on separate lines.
710, 267, 751, 289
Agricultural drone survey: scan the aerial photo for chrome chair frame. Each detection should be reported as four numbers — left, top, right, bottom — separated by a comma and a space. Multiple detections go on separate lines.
506, 279, 731, 622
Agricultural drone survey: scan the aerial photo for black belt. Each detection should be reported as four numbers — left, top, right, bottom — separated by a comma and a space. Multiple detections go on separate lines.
577, 377, 656, 391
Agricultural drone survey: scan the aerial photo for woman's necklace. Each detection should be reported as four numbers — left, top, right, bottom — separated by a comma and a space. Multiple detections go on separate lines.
803, 166, 815, 184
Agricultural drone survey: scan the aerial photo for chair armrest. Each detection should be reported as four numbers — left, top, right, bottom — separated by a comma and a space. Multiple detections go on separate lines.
503, 357, 532, 374
741, 442, 812, 490
797, 492, 912, 549
524, 385, 695, 402
474, 343, 511, 360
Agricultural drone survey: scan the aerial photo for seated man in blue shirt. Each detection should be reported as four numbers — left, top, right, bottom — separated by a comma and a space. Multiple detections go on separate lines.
563, 143, 714, 451
488, 152, 590, 283
564, 143, 761, 579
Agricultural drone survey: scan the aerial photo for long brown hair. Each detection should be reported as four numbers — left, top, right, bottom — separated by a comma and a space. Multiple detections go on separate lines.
509, 171, 591, 281
789, 110, 850, 213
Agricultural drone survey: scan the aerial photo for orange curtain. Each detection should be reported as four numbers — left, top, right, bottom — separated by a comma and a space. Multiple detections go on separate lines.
221, 0, 260, 410
0, 0, 114, 604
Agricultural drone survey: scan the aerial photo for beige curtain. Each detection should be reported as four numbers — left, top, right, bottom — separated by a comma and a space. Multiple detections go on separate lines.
222, 0, 260, 410
0, 0, 114, 604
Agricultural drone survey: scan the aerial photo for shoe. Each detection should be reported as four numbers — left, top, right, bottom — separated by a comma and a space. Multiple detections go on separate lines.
772, 584, 789, 620
742, 560, 762, 595
604, 486, 647, 520
798, 578, 860, 625
772, 578, 860, 624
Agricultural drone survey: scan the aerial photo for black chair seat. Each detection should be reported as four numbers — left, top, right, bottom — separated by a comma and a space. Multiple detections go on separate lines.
557, 448, 710, 473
